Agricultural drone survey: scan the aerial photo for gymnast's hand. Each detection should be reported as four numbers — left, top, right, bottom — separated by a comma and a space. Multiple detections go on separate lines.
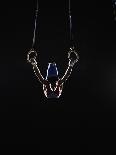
27, 49, 38, 66
68, 47, 79, 67
30, 58, 37, 66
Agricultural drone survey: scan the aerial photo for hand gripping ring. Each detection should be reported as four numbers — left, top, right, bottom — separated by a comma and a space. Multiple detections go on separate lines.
68, 47, 79, 64
27, 49, 37, 63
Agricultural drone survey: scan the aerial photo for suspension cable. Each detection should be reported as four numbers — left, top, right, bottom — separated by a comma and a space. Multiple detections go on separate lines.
68, 0, 79, 61
112, 0, 116, 21
69, 0, 74, 46
27, 0, 38, 63
32, 0, 39, 49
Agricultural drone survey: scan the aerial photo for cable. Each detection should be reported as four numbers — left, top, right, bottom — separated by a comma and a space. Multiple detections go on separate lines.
32, 0, 39, 49
112, 0, 116, 21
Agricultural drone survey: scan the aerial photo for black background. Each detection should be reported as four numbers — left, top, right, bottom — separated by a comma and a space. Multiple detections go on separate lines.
0, 0, 116, 151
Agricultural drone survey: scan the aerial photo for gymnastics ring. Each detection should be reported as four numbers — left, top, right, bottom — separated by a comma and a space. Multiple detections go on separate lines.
68, 47, 79, 64
27, 49, 37, 63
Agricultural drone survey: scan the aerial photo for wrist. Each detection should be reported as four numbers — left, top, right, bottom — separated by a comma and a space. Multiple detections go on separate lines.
30, 58, 37, 65
69, 59, 75, 67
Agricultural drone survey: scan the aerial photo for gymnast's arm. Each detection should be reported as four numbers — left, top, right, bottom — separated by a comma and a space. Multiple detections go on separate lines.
59, 48, 79, 84
58, 60, 73, 84
30, 58, 47, 84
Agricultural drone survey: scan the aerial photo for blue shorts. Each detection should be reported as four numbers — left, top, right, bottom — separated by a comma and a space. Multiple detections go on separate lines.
47, 93, 59, 98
